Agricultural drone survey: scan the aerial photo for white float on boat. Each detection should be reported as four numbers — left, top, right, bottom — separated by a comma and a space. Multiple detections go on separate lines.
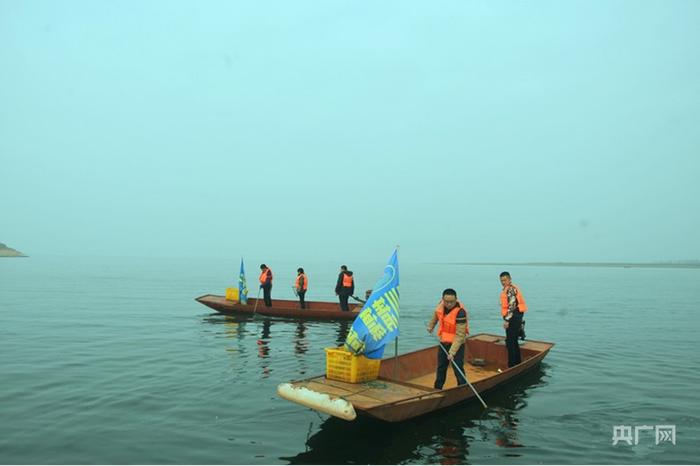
277, 383, 357, 421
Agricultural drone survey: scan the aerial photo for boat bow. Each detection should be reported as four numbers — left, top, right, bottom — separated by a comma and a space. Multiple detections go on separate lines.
277, 383, 357, 421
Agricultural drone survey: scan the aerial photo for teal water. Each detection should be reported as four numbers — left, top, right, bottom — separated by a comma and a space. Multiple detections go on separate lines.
1, 256, 698, 464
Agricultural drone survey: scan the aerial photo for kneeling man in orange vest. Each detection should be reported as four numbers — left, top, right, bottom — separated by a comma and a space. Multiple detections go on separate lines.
427, 288, 469, 389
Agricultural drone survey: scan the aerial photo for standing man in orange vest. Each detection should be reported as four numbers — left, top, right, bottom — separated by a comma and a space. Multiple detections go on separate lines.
500, 271, 527, 367
259, 264, 273, 307
295, 267, 308, 309
427, 288, 469, 389
335, 265, 355, 311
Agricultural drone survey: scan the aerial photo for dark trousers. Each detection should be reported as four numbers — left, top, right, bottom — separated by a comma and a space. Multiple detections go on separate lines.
434, 342, 467, 389
339, 293, 350, 311
506, 311, 523, 367
262, 285, 272, 307
298, 290, 306, 309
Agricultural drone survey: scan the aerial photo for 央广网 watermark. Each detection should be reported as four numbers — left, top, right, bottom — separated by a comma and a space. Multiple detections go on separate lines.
612, 425, 676, 446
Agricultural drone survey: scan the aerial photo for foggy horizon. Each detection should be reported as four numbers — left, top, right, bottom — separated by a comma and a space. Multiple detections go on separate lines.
2, 1, 699, 264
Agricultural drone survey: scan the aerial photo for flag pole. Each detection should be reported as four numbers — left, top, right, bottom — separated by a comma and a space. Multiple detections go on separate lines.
393, 244, 400, 379
393, 338, 399, 379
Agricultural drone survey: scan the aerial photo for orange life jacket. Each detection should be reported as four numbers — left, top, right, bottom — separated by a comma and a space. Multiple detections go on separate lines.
259, 268, 273, 285
500, 284, 527, 316
435, 300, 469, 343
295, 273, 308, 291
342, 273, 353, 287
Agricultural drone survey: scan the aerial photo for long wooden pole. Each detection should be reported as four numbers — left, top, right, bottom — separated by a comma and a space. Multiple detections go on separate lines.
252, 287, 262, 316
393, 338, 399, 379
435, 337, 488, 409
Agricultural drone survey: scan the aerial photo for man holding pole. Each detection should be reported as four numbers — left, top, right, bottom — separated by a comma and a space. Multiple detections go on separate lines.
426, 288, 469, 389
335, 265, 355, 311
259, 264, 273, 307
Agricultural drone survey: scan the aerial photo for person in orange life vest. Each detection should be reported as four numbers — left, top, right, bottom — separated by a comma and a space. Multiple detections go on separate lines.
500, 271, 527, 367
295, 267, 308, 309
335, 265, 355, 311
259, 264, 273, 307
426, 288, 469, 389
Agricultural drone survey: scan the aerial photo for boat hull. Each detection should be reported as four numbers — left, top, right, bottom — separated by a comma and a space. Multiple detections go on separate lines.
195, 294, 361, 320
277, 333, 554, 422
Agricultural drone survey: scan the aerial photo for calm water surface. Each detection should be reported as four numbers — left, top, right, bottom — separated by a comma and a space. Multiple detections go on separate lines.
1, 256, 698, 464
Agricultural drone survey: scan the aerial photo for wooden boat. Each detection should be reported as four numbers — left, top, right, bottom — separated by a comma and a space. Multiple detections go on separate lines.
195, 294, 361, 320
277, 333, 554, 422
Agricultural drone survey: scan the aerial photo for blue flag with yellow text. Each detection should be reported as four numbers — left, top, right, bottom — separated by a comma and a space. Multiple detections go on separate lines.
239, 258, 248, 304
344, 250, 400, 359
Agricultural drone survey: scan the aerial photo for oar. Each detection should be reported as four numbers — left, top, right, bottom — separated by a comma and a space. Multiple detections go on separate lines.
252, 287, 262, 316
350, 295, 365, 304
432, 335, 488, 409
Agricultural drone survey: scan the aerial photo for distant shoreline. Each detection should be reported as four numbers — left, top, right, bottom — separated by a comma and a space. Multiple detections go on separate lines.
0, 244, 27, 257
445, 261, 700, 269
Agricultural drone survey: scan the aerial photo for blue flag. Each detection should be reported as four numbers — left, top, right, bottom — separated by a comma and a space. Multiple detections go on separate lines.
344, 249, 400, 359
239, 258, 248, 304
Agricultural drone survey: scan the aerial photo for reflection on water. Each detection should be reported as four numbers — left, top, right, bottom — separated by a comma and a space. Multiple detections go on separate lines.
492, 407, 523, 450
281, 363, 549, 465
294, 321, 308, 355
481, 363, 552, 454
202, 314, 351, 355
201, 314, 329, 379
223, 317, 243, 338
202, 314, 277, 377
201, 313, 253, 331
201, 314, 252, 355
222, 318, 243, 357
433, 435, 470, 465
293, 320, 310, 377
335, 321, 350, 347
257, 319, 273, 377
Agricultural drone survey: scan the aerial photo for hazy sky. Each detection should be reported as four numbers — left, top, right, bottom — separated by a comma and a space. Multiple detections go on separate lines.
1, 0, 699, 262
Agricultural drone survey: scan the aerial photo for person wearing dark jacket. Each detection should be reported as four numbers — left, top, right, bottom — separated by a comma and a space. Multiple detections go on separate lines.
335, 265, 355, 311
259, 264, 273, 307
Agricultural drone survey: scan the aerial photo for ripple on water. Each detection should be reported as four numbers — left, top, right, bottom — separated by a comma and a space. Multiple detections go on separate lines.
1, 257, 699, 463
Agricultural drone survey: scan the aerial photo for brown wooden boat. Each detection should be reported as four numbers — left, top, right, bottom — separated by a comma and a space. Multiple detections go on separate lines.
195, 294, 362, 320
277, 333, 554, 422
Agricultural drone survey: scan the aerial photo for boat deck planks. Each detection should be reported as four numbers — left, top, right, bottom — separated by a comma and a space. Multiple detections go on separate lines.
299, 377, 432, 407
406, 360, 503, 389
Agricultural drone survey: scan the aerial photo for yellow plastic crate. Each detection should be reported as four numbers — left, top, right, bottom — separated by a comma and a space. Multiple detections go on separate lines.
325, 347, 380, 383
225, 287, 239, 302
